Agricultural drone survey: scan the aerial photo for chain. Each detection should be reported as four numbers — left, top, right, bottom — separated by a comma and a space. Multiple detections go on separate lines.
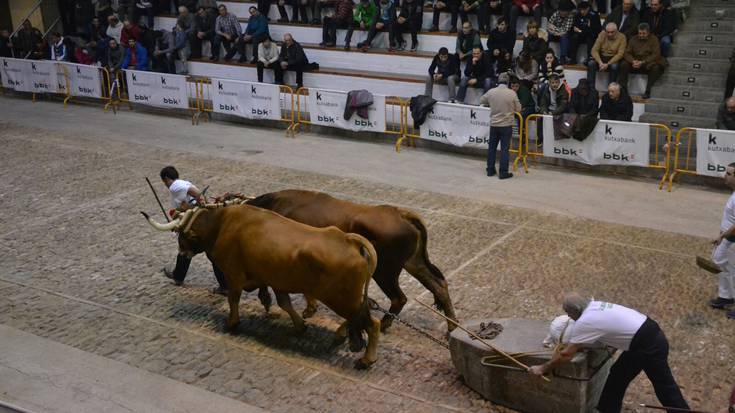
368, 298, 450, 349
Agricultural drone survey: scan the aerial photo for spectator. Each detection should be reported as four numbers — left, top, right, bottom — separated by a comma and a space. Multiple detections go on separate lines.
153, 29, 176, 73
94, 0, 114, 20
75, 0, 95, 35
726, 47, 735, 100
495, 49, 513, 74
392, 0, 422, 51
59, 0, 76, 34
459, 0, 482, 30
641, 0, 675, 57
588, 22, 626, 89
569, 1, 601, 65
456, 21, 482, 62
48, 32, 71, 61
121, 37, 148, 70
569, 78, 598, 115
514, 50, 539, 88
15, 20, 43, 58
538, 74, 568, 116
716, 97, 735, 131
114, 0, 134, 22
212, 5, 241, 61
546, 0, 575, 64
479, 0, 511, 33
106, 14, 123, 43
538, 49, 565, 90
348, 0, 376, 51
120, 19, 141, 46
276, 0, 303, 24
84, 16, 107, 44
135, 0, 155, 29
320, 0, 354, 49
431, 0, 459, 33
357, 0, 396, 51
75, 44, 96, 64
195, 0, 218, 14
425, 47, 460, 102
257, 36, 282, 83
510, 75, 535, 118
191, 6, 215, 59
256, 0, 271, 20
604, 0, 639, 39
279, 33, 308, 87
479, 72, 521, 179
486, 17, 515, 62
0, 29, 12, 57
107, 38, 124, 73
521, 20, 547, 65
177, 6, 195, 33
236, 6, 269, 63
312, 0, 337, 25
599, 82, 633, 121
619, 23, 665, 99
457, 46, 493, 103
509, 0, 541, 34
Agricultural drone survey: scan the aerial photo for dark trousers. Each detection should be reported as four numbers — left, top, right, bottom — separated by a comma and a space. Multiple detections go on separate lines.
59, 0, 76, 34
458, 6, 478, 25
618, 62, 664, 94
282, 61, 304, 86
190, 32, 214, 58
587, 55, 619, 89
279, 0, 310, 23
258, 0, 272, 17
725, 63, 735, 100
212, 34, 236, 58
509, 5, 542, 33
432, 0, 459, 30
597, 318, 689, 413
153, 53, 175, 73
392, 17, 421, 46
487, 125, 512, 175
172, 253, 227, 289
478, 1, 511, 32
322, 16, 353, 45
237, 33, 267, 61
257, 61, 284, 82
569, 30, 596, 63
312, 0, 335, 23
363, 20, 395, 48
135, 6, 155, 29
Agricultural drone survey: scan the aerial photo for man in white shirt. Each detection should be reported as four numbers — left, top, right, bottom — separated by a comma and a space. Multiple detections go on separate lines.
529, 293, 689, 413
709, 162, 735, 319
159, 166, 228, 295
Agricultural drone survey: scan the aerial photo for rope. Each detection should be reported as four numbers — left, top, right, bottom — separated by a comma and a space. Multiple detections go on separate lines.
368, 298, 450, 349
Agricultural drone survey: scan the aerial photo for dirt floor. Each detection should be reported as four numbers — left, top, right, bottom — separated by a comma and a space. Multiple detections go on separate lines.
0, 113, 733, 413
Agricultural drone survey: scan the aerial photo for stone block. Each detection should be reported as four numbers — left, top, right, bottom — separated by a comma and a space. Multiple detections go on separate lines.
449, 318, 614, 413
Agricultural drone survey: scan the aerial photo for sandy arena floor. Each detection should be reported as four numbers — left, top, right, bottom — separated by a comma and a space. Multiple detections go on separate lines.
0, 100, 733, 412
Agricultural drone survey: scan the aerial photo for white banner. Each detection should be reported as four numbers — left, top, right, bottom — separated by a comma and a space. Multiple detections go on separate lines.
28, 60, 60, 94
1, 58, 32, 92
542, 117, 650, 166
696, 128, 735, 177
210, 78, 281, 120
308, 88, 386, 132
420, 102, 491, 148
125, 70, 189, 109
58, 62, 103, 98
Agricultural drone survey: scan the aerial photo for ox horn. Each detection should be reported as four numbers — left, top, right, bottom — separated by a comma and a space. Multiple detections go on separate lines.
140, 211, 181, 232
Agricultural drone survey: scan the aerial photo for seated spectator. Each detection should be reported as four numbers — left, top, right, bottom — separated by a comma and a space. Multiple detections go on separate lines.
312, 0, 337, 25
486, 17, 515, 62
587, 22, 626, 90
121, 37, 148, 70
521, 20, 547, 65
716, 97, 735, 131
196, 0, 218, 14
153, 29, 176, 73
320, 0, 354, 48
456, 21, 482, 62
546, 0, 574, 64
191, 6, 215, 59
279, 33, 308, 87
15, 20, 43, 58
84, 17, 107, 44
510, 75, 536, 118
459, 0, 482, 30
358, 0, 396, 51
74, 0, 94, 36
106, 14, 123, 43
641, 0, 675, 57
120, 19, 141, 46
604, 0, 639, 39
726, 46, 735, 100
75, 44, 96, 64
619, 23, 665, 99
235, 6, 269, 63
510, 0, 541, 34
257, 36, 282, 83
346, 0, 376, 51
569, 78, 598, 115
479, 0, 511, 34
514, 50, 539, 89
212, 4, 241, 61
457, 46, 494, 103
539, 49, 565, 90
495, 49, 513, 74
107, 38, 124, 73
114, 0, 134, 23
392, 0, 422, 51
135, 0, 154, 29
431, 0, 459, 33
177, 6, 195, 34
569, 2, 601, 65
0, 29, 12, 57
538, 73, 568, 115
48, 32, 71, 61
94, 0, 114, 21
599, 82, 633, 121
278, 0, 310, 24
425, 47, 460, 102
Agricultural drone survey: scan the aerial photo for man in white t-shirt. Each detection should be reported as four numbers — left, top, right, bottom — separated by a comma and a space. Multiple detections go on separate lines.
709, 162, 735, 319
159, 166, 228, 295
529, 293, 689, 413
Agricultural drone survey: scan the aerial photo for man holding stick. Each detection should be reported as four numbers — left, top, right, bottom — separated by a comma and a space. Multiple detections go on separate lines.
528, 293, 689, 413
708, 162, 735, 320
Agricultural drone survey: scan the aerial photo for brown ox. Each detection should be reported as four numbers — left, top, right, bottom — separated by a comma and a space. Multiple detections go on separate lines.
246, 189, 456, 332
141, 204, 381, 369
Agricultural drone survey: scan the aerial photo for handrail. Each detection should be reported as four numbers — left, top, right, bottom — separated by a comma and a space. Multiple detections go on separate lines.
20, 16, 61, 59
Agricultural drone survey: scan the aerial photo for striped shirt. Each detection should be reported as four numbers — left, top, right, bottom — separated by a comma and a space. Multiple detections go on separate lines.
215, 12, 241, 37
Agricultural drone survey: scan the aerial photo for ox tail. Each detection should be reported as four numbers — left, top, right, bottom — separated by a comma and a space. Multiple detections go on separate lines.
346, 233, 377, 353
401, 210, 446, 282
245, 192, 277, 210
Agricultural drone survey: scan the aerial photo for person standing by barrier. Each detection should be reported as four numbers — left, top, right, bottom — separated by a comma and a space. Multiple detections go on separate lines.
709, 161, 735, 320
479, 72, 521, 179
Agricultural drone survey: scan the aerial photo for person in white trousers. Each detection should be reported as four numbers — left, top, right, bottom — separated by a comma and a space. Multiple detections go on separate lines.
710, 162, 735, 320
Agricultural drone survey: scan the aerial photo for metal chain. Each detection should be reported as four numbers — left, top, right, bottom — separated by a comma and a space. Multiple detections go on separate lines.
368, 298, 450, 349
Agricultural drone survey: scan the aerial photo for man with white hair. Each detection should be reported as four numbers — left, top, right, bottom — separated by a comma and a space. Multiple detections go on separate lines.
479, 72, 521, 180
587, 22, 626, 89
708, 162, 735, 319
529, 293, 689, 413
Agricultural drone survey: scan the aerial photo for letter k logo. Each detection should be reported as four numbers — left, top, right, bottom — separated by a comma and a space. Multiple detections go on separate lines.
251, 85, 257, 94
218, 81, 223, 90
316, 92, 322, 101
160, 77, 166, 85
470, 110, 476, 119
709, 133, 717, 145
605, 125, 613, 135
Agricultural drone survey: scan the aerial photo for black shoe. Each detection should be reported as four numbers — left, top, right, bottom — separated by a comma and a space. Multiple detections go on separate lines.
319, 42, 327, 47
487, 169, 497, 177
311, 18, 321, 25
710, 297, 735, 309
212, 286, 227, 296
162, 268, 183, 286
344, 44, 351, 50
449, 26, 457, 33
210, 56, 219, 61
410, 42, 418, 52
499, 173, 514, 180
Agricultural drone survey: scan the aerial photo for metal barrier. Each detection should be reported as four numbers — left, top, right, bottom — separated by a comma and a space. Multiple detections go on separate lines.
58, 64, 114, 109
663, 127, 699, 192
194, 78, 295, 133
108, 70, 200, 123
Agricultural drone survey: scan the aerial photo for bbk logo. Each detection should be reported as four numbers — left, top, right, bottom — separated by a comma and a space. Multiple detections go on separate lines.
468, 135, 489, 144
709, 133, 717, 145
163, 97, 180, 105
160, 76, 167, 85
354, 119, 374, 127
554, 147, 579, 156
316, 92, 322, 101
134, 94, 149, 101
34, 82, 49, 90
251, 108, 270, 116
428, 130, 448, 139
58, 83, 65, 90
603, 152, 631, 162
251, 85, 257, 94
707, 163, 726, 172
218, 81, 224, 90
8, 79, 21, 86
220, 104, 238, 111
78, 86, 94, 94
470, 110, 477, 120
605, 124, 613, 135
317, 114, 335, 123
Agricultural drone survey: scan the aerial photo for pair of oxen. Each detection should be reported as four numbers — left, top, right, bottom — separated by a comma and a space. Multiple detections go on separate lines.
142, 189, 456, 369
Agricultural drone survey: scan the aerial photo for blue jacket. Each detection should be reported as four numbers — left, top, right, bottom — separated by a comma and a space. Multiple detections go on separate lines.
245, 14, 268, 37
121, 43, 149, 70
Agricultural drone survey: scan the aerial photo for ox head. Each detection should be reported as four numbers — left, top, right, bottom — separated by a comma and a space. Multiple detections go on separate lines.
140, 209, 208, 258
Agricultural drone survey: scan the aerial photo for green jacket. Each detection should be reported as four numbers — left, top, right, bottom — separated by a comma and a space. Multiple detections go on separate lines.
354, 3, 377, 26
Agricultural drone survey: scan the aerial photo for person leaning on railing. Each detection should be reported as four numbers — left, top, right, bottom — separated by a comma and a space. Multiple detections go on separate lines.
13, 20, 43, 59
106, 38, 124, 74
599, 82, 632, 122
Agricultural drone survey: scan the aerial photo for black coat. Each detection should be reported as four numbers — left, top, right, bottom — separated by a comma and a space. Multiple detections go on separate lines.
599, 90, 633, 121
486, 28, 515, 55
463, 53, 493, 81
398, 0, 423, 25
641, 8, 676, 38
522, 34, 547, 65
279, 41, 308, 66
569, 79, 599, 115
573, 10, 602, 37
538, 85, 569, 115
428, 53, 460, 77
605, 6, 640, 38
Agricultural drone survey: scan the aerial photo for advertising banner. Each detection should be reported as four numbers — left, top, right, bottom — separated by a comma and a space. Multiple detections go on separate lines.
696, 128, 735, 177
28, 60, 59, 94
125, 70, 189, 109
210, 78, 281, 120
419, 102, 491, 148
308, 88, 386, 132
1, 58, 32, 92
58, 62, 103, 98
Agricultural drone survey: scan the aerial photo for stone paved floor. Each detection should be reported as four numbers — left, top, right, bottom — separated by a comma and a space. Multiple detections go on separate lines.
0, 119, 732, 412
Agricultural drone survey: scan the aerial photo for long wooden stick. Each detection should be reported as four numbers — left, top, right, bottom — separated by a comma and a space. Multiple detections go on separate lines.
145, 177, 170, 223
639, 403, 712, 413
414, 299, 551, 382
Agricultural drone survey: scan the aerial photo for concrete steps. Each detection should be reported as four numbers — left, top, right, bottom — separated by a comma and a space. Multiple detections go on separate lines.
658, 70, 726, 88
650, 84, 724, 101
666, 57, 731, 73
687, 4, 735, 18
639, 112, 716, 130
682, 19, 735, 31
675, 31, 734, 44
670, 42, 732, 59
644, 98, 721, 118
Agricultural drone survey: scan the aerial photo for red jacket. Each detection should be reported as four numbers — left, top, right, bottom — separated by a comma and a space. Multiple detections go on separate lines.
120, 24, 141, 47
513, 0, 541, 9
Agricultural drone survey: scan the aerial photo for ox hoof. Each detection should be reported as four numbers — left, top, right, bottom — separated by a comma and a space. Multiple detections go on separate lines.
379, 315, 394, 332
224, 322, 240, 334
302, 306, 317, 319
353, 358, 375, 370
